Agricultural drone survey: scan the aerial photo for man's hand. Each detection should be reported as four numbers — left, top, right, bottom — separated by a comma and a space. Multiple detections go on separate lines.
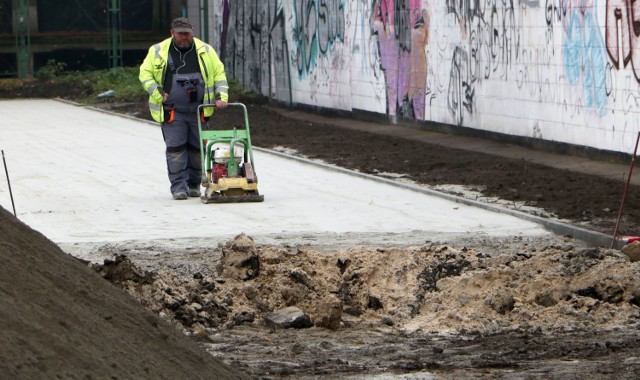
215, 100, 228, 109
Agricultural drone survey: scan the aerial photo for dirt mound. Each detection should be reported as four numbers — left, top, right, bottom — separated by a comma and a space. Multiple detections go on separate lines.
0, 206, 246, 379
97, 235, 640, 337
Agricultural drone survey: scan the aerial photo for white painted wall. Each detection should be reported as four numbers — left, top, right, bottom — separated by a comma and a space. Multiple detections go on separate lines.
194, 0, 640, 155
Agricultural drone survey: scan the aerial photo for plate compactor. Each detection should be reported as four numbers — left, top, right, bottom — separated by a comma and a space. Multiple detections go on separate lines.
197, 103, 264, 203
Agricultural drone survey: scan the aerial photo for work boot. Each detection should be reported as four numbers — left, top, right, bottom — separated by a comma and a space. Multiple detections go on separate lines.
188, 186, 201, 197
173, 191, 188, 200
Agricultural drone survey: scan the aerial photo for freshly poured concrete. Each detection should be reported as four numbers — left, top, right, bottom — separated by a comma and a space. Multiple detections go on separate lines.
0, 100, 552, 245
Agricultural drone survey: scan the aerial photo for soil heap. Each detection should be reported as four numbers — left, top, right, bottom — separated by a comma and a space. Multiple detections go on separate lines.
96, 234, 640, 336
0, 206, 246, 379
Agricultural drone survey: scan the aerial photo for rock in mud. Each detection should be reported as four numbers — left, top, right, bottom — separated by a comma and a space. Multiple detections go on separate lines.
381, 316, 395, 326
310, 296, 342, 330
368, 295, 384, 310
233, 311, 256, 325
264, 306, 313, 329
93, 255, 154, 284
289, 268, 314, 289
487, 292, 515, 314
622, 242, 640, 262
217, 234, 260, 280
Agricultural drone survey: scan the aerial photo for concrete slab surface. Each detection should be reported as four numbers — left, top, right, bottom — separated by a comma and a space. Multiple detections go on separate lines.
0, 99, 552, 246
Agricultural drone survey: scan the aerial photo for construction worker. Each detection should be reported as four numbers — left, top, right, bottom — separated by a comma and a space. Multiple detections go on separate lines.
139, 17, 228, 200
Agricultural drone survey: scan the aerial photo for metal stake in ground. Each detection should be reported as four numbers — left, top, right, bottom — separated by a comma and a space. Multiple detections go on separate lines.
611, 132, 640, 248
2, 150, 16, 217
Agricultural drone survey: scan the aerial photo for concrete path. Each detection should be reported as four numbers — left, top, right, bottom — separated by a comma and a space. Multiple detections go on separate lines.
0, 99, 552, 246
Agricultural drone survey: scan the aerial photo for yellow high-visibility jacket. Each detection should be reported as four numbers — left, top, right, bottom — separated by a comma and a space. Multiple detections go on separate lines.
139, 37, 229, 123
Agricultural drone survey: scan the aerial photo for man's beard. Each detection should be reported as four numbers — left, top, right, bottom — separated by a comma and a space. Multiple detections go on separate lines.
173, 39, 193, 49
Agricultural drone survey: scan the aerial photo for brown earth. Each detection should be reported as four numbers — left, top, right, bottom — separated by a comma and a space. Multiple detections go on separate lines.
0, 207, 248, 379
75, 233, 640, 378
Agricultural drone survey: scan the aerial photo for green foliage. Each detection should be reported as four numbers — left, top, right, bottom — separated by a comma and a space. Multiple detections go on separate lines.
61, 67, 249, 103
228, 78, 243, 97
34, 59, 67, 80
87, 66, 146, 102
41, 66, 148, 103
227, 78, 267, 104
0, 66, 253, 104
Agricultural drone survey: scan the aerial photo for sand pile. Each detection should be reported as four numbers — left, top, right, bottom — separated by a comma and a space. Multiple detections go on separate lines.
97, 234, 640, 336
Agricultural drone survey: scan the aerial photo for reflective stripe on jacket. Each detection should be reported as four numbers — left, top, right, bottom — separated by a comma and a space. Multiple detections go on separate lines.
139, 37, 229, 123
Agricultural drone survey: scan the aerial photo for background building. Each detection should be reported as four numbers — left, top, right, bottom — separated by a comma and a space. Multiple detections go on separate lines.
0, 0, 187, 77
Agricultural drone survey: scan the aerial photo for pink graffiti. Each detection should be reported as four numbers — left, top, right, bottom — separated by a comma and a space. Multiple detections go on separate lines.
606, 0, 640, 80
372, 0, 429, 120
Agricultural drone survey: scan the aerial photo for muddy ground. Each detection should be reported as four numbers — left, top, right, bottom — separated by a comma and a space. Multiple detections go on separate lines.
84, 233, 640, 379
2, 84, 640, 378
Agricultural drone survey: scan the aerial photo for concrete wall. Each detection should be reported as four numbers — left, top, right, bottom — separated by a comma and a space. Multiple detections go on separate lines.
196, 1, 640, 155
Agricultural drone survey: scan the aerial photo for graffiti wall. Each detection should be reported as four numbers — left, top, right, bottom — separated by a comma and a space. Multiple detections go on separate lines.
204, 0, 640, 154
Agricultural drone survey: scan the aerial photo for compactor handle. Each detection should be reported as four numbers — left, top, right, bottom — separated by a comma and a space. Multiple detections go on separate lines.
197, 102, 256, 179
198, 102, 248, 113
197, 102, 250, 131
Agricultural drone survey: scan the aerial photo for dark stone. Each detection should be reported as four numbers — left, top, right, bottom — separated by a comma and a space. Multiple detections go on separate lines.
417, 255, 472, 292
576, 287, 601, 300
289, 268, 314, 290
630, 294, 640, 308
336, 258, 351, 274
233, 311, 255, 325
368, 295, 384, 310
535, 293, 557, 307
381, 317, 394, 326
344, 306, 363, 316
489, 294, 515, 315
218, 234, 260, 281
263, 307, 313, 329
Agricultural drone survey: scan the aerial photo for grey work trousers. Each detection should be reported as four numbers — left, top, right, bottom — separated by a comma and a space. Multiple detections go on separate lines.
160, 112, 205, 195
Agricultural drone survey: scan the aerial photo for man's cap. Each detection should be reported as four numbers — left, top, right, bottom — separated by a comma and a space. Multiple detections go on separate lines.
171, 17, 193, 33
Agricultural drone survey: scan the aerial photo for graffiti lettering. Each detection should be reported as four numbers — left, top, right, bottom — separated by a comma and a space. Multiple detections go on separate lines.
447, 0, 519, 80
293, 0, 317, 76
605, 0, 634, 71
394, 0, 411, 51
544, 0, 568, 27
446, 0, 519, 124
318, 0, 346, 53
269, 1, 292, 103
216, 0, 619, 138
372, 0, 429, 119
293, 0, 345, 76
448, 47, 474, 125
352, 0, 384, 80
223, 1, 291, 103
446, 0, 484, 31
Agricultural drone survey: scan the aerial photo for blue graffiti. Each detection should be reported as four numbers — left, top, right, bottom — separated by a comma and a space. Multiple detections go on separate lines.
562, 8, 607, 116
